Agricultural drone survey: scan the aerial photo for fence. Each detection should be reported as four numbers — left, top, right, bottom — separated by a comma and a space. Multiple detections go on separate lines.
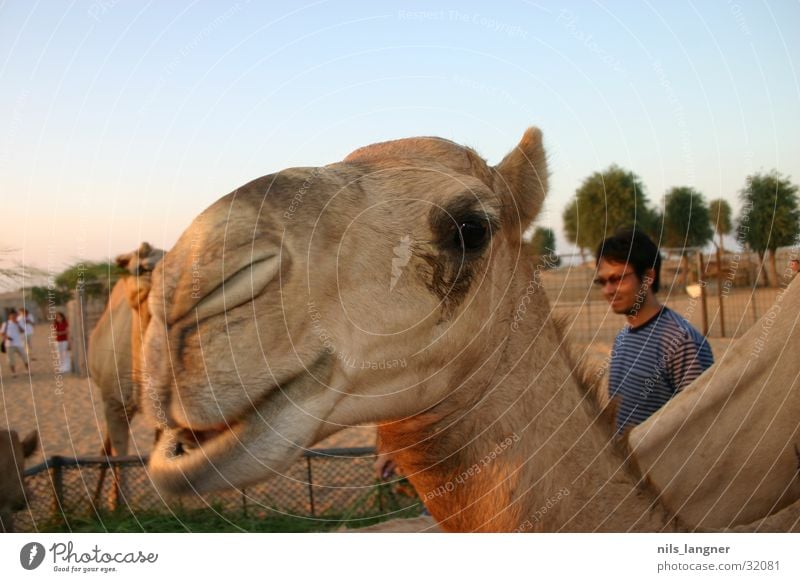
65, 292, 106, 376
540, 249, 794, 344
13, 447, 421, 532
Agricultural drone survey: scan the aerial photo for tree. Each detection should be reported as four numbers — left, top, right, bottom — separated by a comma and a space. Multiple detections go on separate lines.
565, 165, 659, 256
530, 226, 560, 268
0, 248, 44, 291
661, 187, 713, 285
30, 286, 72, 319
54, 261, 126, 300
738, 170, 800, 287
0, 250, 20, 290
562, 199, 590, 263
662, 187, 713, 249
708, 198, 732, 252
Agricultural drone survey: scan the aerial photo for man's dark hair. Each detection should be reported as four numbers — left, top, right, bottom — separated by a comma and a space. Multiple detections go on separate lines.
595, 228, 662, 293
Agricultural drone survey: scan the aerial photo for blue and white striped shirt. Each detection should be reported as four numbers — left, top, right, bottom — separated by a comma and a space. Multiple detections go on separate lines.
608, 307, 714, 432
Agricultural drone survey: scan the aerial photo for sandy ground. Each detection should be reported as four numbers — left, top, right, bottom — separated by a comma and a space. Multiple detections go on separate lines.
0, 320, 736, 468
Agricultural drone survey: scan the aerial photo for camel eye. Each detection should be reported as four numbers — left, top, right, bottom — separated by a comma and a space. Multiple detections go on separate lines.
455, 220, 488, 253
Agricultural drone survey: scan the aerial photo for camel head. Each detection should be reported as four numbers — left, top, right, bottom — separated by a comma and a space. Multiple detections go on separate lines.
115, 241, 166, 317
145, 128, 548, 494
116, 242, 166, 277
0, 430, 38, 532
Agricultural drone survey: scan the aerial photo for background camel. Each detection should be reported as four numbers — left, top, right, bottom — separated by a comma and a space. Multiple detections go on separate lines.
140, 128, 798, 531
89, 242, 164, 458
0, 429, 38, 533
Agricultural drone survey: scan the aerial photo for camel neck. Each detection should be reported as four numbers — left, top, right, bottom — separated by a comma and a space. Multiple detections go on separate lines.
379, 255, 681, 532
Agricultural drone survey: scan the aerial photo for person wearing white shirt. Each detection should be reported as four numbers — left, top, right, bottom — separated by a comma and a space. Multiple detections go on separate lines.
1, 310, 29, 376
18, 307, 34, 358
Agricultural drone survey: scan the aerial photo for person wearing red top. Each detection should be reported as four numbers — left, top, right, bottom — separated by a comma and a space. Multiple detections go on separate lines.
52, 312, 71, 373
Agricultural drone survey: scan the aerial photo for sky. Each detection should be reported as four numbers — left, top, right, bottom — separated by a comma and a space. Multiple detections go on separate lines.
1, 0, 798, 283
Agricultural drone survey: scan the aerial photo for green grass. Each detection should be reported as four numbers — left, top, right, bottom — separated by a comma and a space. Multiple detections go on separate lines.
43, 506, 336, 533
38, 482, 424, 533
41, 505, 424, 533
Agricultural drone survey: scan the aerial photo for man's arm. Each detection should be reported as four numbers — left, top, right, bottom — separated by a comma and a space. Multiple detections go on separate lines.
667, 331, 714, 393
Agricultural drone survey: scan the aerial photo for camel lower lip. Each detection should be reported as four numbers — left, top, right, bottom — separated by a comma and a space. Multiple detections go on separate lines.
149, 379, 288, 476
146, 359, 334, 495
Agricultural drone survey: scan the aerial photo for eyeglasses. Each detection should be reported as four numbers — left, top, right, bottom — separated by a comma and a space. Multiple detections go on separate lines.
593, 272, 634, 288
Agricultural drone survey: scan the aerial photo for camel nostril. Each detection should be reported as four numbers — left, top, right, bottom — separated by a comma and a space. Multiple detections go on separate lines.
169, 426, 230, 458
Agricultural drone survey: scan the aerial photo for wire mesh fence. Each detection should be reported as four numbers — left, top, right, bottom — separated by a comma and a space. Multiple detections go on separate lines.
13, 447, 422, 532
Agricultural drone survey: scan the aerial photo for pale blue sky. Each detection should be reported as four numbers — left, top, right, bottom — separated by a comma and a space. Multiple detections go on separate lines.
1, 0, 798, 276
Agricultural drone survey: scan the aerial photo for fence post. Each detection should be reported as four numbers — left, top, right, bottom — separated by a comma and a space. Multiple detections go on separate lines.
66, 298, 83, 376
697, 252, 709, 336
716, 247, 726, 338
750, 283, 760, 327
306, 457, 315, 517
51, 456, 65, 526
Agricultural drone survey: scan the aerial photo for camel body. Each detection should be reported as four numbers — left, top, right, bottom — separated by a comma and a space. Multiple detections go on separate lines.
89, 279, 136, 456
88, 243, 164, 457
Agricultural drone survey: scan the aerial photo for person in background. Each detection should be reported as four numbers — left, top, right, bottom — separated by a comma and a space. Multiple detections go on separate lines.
18, 307, 34, 359
789, 257, 799, 281
1, 310, 29, 377
52, 311, 71, 374
595, 229, 714, 433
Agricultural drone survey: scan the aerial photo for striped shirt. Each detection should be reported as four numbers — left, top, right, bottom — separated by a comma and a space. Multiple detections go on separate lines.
608, 307, 714, 432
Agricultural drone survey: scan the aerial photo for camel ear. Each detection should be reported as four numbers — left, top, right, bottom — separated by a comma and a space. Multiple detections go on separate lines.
493, 127, 548, 234
21, 431, 38, 458
116, 252, 132, 270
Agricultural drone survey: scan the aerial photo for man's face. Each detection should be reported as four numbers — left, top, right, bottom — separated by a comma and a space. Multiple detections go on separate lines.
595, 258, 652, 315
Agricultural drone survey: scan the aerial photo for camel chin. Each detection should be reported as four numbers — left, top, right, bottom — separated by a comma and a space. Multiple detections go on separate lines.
147, 360, 338, 495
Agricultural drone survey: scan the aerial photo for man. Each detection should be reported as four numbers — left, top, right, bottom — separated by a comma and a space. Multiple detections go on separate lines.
595, 229, 714, 432
1, 310, 30, 377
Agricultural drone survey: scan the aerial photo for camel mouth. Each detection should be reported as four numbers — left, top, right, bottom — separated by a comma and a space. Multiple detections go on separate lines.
169, 424, 239, 457
148, 415, 251, 495
154, 374, 293, 467
146, 367, 329, 495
